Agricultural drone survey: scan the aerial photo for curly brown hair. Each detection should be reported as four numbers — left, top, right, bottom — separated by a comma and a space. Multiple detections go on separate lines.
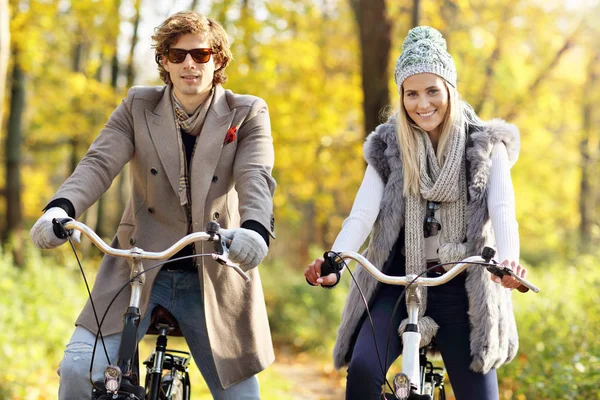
152, 11, 233, 86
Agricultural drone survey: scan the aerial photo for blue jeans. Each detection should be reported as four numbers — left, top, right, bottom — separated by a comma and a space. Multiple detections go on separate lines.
58, 268, 260, 400
346, 274, 499, 400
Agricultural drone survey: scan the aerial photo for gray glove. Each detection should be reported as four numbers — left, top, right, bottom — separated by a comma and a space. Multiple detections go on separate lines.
219, 227, 268, 271
30, 207, 81, 249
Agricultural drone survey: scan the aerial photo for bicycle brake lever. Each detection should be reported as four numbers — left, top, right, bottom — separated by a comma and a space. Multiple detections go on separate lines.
206, 222, 232, 255
212, 254, 250, 283
52, 217, 74, 239
486, 264, 531, 293
486, 264, 509, 278
212, 234, 231, 256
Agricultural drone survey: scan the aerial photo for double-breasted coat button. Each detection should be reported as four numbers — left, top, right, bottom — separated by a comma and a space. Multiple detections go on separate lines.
213, 212, 220, 220
129, 237, 136, 246
148, 207, 154, 214
212, 175, 218, 183
150, 168, 158, 175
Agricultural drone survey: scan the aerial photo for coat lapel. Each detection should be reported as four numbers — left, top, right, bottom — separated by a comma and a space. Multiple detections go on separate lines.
190, 85, 236, 220
145, 85, 180, 198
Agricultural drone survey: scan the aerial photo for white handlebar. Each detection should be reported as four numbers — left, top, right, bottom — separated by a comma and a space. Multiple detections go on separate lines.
336, 251, 484, 287
335, 251, 539, 293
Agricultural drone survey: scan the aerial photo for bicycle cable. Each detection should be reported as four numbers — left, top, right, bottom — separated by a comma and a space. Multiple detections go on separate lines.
331, 255, 497, 400
87, 253, 213, 391
64, 236, 212, 392
381, 260, 499, 399
66, 236, 111, 367
331, 253, 396, 397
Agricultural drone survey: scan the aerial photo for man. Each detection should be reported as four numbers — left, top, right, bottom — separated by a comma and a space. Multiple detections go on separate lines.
30, 11, 275, 399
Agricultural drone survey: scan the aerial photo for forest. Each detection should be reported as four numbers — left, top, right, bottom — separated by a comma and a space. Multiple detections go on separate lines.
0, 0, 599, 398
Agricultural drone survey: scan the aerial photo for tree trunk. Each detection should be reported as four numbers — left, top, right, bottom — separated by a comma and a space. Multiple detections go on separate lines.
69, 38, 84, 177
94, 50, 108, 238
349, 0, 392, 137
112, 0, 141, 233
579, 50, 600, 252
0, 0, 9, 133
474, 7, 512, 114
411, 0, 420, 27
125, 0, 141, 89
94, 0, 124, 239
4, 49, 25, 266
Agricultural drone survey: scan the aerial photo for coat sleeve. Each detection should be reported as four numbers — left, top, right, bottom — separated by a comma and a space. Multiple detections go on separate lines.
233, 98, 277, 238
49, 89, 136, 218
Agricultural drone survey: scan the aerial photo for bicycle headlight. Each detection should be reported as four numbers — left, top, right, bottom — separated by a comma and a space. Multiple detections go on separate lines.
393, 373, 411, 400
104, 365, 122, 393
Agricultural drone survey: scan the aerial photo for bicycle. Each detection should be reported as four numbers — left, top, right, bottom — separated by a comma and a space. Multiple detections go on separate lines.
320, 247, 539, 400
52, 218, 248, 400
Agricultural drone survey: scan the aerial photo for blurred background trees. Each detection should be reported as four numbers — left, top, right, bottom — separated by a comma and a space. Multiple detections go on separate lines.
1, 0, 599, 398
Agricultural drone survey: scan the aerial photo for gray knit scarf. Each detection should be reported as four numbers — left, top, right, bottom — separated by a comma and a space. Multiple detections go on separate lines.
401, 116, 468, 341
171, 87, 214, 207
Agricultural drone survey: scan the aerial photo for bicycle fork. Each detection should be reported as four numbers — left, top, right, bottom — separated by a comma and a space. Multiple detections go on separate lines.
146, 326, 169, 400
394, 284, 427, 400
93, 256, 146, 400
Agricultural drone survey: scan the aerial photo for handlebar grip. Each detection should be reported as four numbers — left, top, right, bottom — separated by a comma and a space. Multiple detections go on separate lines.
206, 221, 220, 236
322, 251, 344, 276
516, 285, 529, 293
487, 265, 539, 293
514, 275, 539, 293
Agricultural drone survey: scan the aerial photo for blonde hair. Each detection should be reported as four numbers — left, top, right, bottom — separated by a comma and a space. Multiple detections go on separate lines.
397, 81, 461, 197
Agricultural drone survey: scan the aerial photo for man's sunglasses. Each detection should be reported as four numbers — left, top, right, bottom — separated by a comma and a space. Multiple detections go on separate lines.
165, 48, 213, 64
424, 201, 441, 238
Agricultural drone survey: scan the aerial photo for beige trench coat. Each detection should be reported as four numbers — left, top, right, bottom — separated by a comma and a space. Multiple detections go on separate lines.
50, 84, 276, 388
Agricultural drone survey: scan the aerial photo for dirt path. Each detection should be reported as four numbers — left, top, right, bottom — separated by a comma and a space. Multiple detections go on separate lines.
270, 352, 345, 400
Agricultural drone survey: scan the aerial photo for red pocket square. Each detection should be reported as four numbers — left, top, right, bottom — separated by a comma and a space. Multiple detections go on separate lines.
224, 126, 237, 145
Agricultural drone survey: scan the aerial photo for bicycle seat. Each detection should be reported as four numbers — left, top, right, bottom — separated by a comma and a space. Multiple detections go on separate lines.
146, 306, 184, 337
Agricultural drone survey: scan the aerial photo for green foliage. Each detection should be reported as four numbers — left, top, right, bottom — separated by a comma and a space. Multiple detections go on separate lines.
4, 0, 600, 397
0, 248, 91, 400
498, 256, 600, 399
265, 253, 600, 399
261, 250, 348, 353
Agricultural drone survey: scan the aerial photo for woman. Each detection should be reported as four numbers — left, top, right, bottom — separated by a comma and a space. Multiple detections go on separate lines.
305, 26, 527, 400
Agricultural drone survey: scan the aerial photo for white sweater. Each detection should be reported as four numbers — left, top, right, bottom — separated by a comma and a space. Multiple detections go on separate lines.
332, 143, 519, 263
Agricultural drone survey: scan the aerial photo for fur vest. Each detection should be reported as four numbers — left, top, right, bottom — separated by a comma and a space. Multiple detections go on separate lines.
332, 116, 521, 374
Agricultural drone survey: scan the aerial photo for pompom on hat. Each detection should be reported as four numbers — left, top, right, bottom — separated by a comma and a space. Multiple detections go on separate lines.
394, 26, 457, 88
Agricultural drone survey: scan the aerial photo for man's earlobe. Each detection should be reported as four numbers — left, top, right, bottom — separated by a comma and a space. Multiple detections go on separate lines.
213, 55, 222, 71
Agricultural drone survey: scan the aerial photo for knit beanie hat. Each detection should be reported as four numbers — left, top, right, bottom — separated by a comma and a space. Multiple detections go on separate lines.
394, 26, 457, 88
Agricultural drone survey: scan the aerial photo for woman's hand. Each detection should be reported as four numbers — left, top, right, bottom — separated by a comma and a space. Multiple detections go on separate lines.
490, 259, 527, 290
305, 258, 339, 286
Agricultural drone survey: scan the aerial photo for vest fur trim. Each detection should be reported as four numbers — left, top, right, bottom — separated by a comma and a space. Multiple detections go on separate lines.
332, 116, 520, 374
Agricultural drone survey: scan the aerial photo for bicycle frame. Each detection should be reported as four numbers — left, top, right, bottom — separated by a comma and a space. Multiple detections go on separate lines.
144, 324, 191, 400
55, 219, 247, 400
333, 251, 538, 399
